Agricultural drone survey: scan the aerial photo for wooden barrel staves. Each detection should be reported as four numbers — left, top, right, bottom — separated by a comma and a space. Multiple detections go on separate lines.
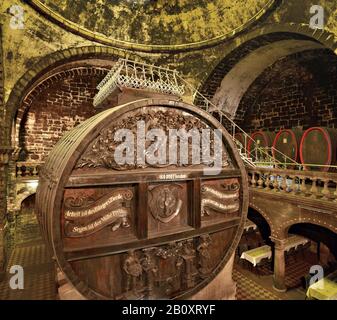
247, 131, 276, 162
300, 127, 337, 171
36, 99, 248, 300
272, 129, 303, 164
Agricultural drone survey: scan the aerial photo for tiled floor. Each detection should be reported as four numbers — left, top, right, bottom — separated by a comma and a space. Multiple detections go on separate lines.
233, 268, 281, 300
0, 239, 57, 300
233, 249, 323, 300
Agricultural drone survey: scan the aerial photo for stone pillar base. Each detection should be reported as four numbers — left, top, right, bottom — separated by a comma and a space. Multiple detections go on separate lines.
272, 284, 287, 293
58, 282, 86, 300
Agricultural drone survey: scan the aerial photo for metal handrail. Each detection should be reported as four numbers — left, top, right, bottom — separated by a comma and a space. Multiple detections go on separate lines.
94, 58, 185, 107
177, 75, 299, 169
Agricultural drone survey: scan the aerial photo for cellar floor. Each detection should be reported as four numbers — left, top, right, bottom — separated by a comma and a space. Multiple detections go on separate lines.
0, 238, 57, 300
234, 264, 307, 300
233, 248, 323, 300
0, 236, 314, 300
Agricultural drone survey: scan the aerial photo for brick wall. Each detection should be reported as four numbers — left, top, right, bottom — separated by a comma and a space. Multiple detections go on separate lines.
235, 49, 337, 133
18, 67, 108, 162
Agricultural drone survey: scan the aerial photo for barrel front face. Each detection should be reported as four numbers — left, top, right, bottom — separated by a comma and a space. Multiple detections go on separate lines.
247, 131, 275, 162
272, 129, 302, 163
36, 99, 248, 300
300, 127, 336, 171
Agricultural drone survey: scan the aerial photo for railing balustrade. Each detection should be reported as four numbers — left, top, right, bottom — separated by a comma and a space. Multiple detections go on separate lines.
16, 162, 43, 179
247, 167, 337, 202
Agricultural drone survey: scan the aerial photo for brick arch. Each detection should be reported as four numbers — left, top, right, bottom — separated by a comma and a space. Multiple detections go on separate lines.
196, 24, 337, 117
248, 202, 276, 236
197, 23, 337, 94
14, 64, 111, 161
3, 45, 140, 147
234, 48, 337, 130
277, 216, 337, 239
14, 190, 37, 212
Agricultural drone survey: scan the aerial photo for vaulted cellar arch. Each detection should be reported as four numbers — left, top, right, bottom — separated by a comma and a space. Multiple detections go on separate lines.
196, 28, 337, 123
2, 46, 141, 148
247, 205, 273, 245
288, 223, 337, 260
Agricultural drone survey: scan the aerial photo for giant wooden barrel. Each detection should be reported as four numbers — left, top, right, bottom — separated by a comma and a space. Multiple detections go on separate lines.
272, 129, 302, 164
299, 127, 337, 171
36, 99, 248, 300
247, 131, 275, 162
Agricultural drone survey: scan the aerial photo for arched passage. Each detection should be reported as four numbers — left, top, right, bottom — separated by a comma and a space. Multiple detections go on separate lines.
15, 193, 40, 245
13, 60, 113, 162
2, 46, 140, 148
247, 207, 272, 246
211, 39, 324, 116
288, 223, 337, 260
197, 28, 337, 122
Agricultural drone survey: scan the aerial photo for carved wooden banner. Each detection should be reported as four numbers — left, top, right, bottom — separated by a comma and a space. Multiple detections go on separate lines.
36, 99, 248, 300
64, 189, 133, 237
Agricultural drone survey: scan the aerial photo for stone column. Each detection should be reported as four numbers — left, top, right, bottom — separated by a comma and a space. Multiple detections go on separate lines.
270, 237, 287, 292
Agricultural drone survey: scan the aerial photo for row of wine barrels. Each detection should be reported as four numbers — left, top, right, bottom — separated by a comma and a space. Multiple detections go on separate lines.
36, 99, 249, 300
299, 127, 337, 171
245, 128, 337, 171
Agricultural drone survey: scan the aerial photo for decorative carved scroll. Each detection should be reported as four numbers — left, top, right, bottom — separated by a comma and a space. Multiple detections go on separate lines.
148, 184, 183, 223
76, 109, 231, 171
201, 181, 240, 216
64, 189, 133, 237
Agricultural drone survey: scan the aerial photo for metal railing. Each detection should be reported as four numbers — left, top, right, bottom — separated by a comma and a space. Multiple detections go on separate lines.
177, 75, 299, 169
94, 58, 185, 107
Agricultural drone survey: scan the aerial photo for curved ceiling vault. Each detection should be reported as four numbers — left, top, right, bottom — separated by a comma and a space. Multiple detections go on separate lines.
211, 39, 326, 117
28, 0, 278, 52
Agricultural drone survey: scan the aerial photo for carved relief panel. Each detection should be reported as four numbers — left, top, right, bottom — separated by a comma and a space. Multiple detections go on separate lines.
148, 183, 190, 236
201, 178, 241, 226
62, 186, 136, 249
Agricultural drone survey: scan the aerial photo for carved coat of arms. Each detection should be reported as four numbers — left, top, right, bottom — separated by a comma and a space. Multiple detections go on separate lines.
148, 184, 183, 223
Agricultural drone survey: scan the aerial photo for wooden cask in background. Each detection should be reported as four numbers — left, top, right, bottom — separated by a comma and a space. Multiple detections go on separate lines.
247, 131, 276, 162
300, 127, 337, 171
272, 129, 303, 164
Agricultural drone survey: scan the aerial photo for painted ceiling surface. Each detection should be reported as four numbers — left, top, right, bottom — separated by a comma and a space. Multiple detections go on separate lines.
35, 0, 274, 48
